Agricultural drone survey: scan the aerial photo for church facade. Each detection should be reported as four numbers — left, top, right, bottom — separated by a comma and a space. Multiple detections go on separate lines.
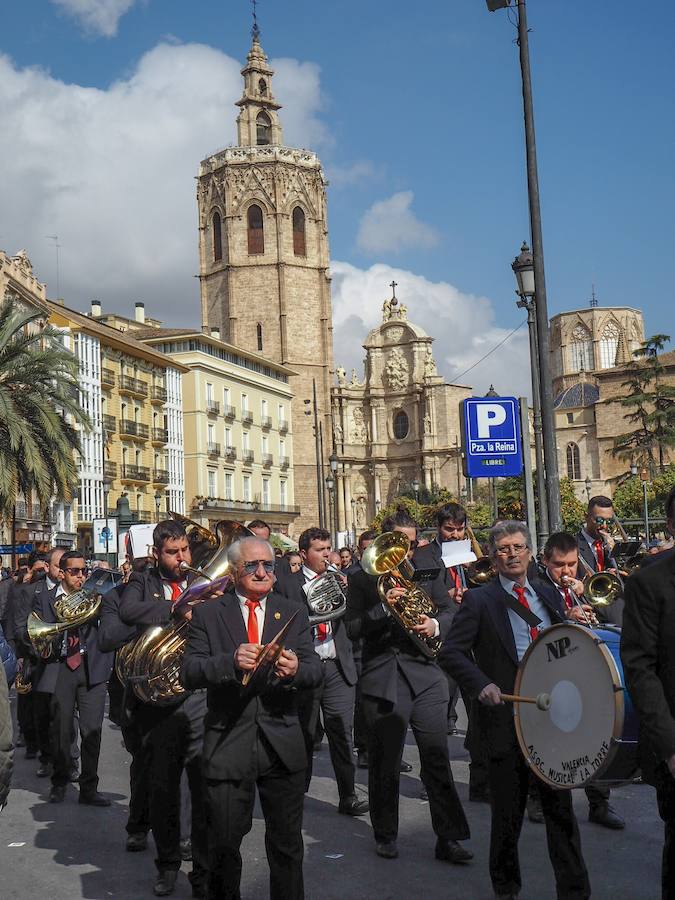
195, 30, 333, 531
331, 291, 471, 539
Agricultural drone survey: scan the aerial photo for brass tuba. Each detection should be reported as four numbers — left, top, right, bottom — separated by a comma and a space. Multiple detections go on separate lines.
117, 520, 252, 705
361, 531, 441, 658
28, 569, 122, 658
169, 511, 219, 569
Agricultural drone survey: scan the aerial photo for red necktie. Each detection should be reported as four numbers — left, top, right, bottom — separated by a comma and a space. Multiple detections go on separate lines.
451, 567, 462, 593
514, 586, 539, 643
316, 622, 328, 642
563, 587, 574, 610
245, 599, 260, 644
66, 628, 81, 670
594, 541, 605, 571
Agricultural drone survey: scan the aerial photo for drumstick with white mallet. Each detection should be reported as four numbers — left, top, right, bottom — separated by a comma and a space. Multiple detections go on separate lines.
500, 692, 551, 711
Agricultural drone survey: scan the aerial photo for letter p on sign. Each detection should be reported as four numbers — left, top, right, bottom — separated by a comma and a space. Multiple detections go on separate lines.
476, 403, 507, 438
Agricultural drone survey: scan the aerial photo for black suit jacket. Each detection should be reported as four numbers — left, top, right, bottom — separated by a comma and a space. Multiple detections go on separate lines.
621, 551, 675, 783
576, 530, 623, 626
274, 568, 357, 686
438, 577, 566, 758
119, 569, 173, 628
345, 564, 454, 704
181, 589, 322, 780
98, 585, 140, 653
32, 586, 114, 693
639, 546, 675, 570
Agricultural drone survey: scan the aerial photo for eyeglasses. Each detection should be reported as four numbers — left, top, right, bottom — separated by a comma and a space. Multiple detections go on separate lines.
494, 544, 529, 556
241, 560, 275, 575
594, 516, 615, 526
63, 567, 88, 576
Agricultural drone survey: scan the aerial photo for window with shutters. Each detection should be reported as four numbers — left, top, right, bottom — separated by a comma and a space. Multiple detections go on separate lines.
247, 205, 264, 255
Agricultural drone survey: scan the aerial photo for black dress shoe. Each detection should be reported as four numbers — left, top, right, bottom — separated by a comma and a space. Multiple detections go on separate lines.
375, 841, 398, 859
36, 763, 52, 778
180, 837, 192, 861
588, 803, 625, 830
356, 749, 369, 769
339, 795, 369, 816
79, 791, 111, 807
399, 760, 413, 773
49, 785, 66, 803
435, 839, 473, 864
153, 870, 178, 896
68, 766, 79, 783
126, 832, 148, 852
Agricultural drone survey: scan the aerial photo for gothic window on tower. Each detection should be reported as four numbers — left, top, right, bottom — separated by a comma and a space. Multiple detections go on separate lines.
292, 206, 306, 256
256, 111, 271, 146
212, 211, 222, 262
569, 324, 593, 373
566, 442, 581, 480
393, 410, 409, 440
247, 205, 265, 255
258, 78, 267, 96
256, 323, 263, 351
599, 321, 620, 369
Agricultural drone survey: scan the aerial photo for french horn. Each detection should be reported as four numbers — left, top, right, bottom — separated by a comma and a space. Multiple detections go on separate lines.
361, 531, 441, 658
304, 566, 347, 625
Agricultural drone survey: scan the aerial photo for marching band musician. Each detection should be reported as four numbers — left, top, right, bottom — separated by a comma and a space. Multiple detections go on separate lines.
118, 520, 207, 898
181, 535, 322, 900
346, 507, 472, 864
541, 532, 597, 626
32, 551, 114, 807
274, 527, 368, 816
439, 521, 590, 900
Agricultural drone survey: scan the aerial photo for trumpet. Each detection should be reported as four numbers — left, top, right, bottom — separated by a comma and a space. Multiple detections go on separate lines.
361, 531, 441, 658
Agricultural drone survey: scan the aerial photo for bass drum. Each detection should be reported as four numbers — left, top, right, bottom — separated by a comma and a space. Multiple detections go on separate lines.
513, 623, 639, 789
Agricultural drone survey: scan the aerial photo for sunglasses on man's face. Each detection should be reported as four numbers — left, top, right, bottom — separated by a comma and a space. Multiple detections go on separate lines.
594, 516, 615, 526
241, 560, 275, 575
63, 567, 88, 576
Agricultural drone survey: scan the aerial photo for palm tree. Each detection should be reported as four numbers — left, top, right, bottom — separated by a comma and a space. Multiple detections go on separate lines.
0, 300, 90, 521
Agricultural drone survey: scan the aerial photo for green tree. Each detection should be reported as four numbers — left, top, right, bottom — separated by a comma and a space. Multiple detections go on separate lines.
559, 477, 586, 532
0, 301, 89, 519
612, 335, 675, 476
612, 465, 675, 521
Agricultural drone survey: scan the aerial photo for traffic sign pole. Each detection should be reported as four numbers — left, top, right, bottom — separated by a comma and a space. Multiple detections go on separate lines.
519, 398, 537, 545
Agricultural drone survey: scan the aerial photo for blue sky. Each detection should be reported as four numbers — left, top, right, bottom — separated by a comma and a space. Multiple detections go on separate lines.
2, 1, 673, 393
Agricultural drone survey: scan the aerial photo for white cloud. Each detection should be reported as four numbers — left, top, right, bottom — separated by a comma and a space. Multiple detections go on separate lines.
50, 0, 137, 37
331, 261, 532, 398
356, 190, 439, 254
0, 43, 328, 320
325, 160, 375, 188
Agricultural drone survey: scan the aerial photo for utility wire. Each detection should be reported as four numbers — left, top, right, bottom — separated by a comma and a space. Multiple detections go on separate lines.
451, 319, 527, 383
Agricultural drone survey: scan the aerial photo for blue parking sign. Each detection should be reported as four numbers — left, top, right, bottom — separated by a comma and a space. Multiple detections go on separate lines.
462, 397, 523, 478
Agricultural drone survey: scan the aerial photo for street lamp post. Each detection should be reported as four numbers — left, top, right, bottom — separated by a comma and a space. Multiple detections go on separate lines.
350, 497, 356, 547
325, 474, 335, 548
512, 242, 549, 548
585, 476, 592, 503
154, 491, 162, 522
487, 0, 561, 531
412, 478, 420, 505
640, 468, 650, 545
102, 478, 111, 566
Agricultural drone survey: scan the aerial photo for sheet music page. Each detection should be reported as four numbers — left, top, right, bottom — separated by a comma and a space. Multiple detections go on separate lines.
441, 539, 477, 568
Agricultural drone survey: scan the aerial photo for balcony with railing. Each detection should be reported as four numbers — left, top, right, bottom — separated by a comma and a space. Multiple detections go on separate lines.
224, 445, 237, 461
120, 419, 150, 440
119, 375, 148, 397
242, 410, 253, 425
279, 455, 290, 470
152, 427, 169, 444
104, 460, 117, 479
152, 468, 170, 484
279, 419, 289, 434
207, 442, 221, 457
102, 414, 116, 434
121, 465, 150, 483
242, 449, 254, 465
223, 404, 236, 419
262, 453, 273, 468
206, 400, 220, 416
151, 384, 167, 403
261, 415, 272, 430
191, 497, 300, 518
101, 367, 115, 387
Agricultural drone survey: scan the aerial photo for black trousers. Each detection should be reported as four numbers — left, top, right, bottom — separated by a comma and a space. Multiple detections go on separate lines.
655, 763, 675, 899
134, 692, 207, 885
121, 714, 151, 836
49, 661, 106, 794
362, 670, 470, 844
17, 690, 38, 751
488, 750, 590, 898
205, 734, 305, 900
352, 642, 368, 753
300, 659, 356, 801
33, 690, 53, 763
464, 693, 489, 795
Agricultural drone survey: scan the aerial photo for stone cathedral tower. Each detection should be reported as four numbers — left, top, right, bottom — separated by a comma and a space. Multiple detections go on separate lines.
196, 28, 334, 530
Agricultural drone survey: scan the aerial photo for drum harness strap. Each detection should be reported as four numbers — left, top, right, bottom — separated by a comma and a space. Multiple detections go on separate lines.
500, 588, 543, 630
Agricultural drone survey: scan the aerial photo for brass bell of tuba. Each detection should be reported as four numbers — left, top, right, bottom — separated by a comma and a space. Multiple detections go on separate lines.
27, 568, 122, 658
118, 520, 253, 705
361, 531, 442, 659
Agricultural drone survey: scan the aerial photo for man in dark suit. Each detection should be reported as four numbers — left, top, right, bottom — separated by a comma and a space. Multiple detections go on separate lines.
33, 551, 114, 807
119, 519, 208, 898
621, 486, 675, 899
181, 535, 322, 900
440, 521, 590, 900
575, 495, 626, 829
275, 527, 367, 816
346, 507, 471, 863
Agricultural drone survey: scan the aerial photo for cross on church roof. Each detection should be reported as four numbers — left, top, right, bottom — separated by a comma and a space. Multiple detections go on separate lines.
390, 280, 398, 304
251, 0, 260, 41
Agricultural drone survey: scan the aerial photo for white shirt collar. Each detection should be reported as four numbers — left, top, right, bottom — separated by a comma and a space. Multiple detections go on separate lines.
498, 572, 534, 597
236, 592, 268, 610
302, 565, 322, 582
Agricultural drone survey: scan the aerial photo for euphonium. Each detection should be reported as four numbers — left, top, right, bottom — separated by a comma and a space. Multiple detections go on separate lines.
169, 511, 219, 569
118, 520, 252, 705
28, 569, 121, 658
361, 531, 441, 658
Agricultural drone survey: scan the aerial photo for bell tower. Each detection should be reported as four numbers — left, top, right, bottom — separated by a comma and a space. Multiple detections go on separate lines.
196, 25, 334, 531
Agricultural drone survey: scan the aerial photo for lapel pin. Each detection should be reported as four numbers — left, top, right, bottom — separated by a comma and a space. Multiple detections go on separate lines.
153, 592, 161, 598
274, 611, 281, 620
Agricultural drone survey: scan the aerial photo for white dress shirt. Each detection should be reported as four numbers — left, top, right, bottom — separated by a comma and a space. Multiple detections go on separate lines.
498, 574, 551, 662
302, 565, 337, 660
236, 593, 267, 640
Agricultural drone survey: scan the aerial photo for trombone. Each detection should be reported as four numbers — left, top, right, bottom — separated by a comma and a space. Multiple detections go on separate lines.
577, 552, 623, 608
464, 525, 496, 586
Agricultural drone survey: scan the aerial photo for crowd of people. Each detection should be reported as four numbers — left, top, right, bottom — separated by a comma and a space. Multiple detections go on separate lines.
0, 491, 674, 899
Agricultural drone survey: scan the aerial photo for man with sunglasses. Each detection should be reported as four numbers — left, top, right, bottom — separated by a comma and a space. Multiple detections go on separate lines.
181, 535, 321, 899
32, 550, 113, 806
440, 521, 590, 900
